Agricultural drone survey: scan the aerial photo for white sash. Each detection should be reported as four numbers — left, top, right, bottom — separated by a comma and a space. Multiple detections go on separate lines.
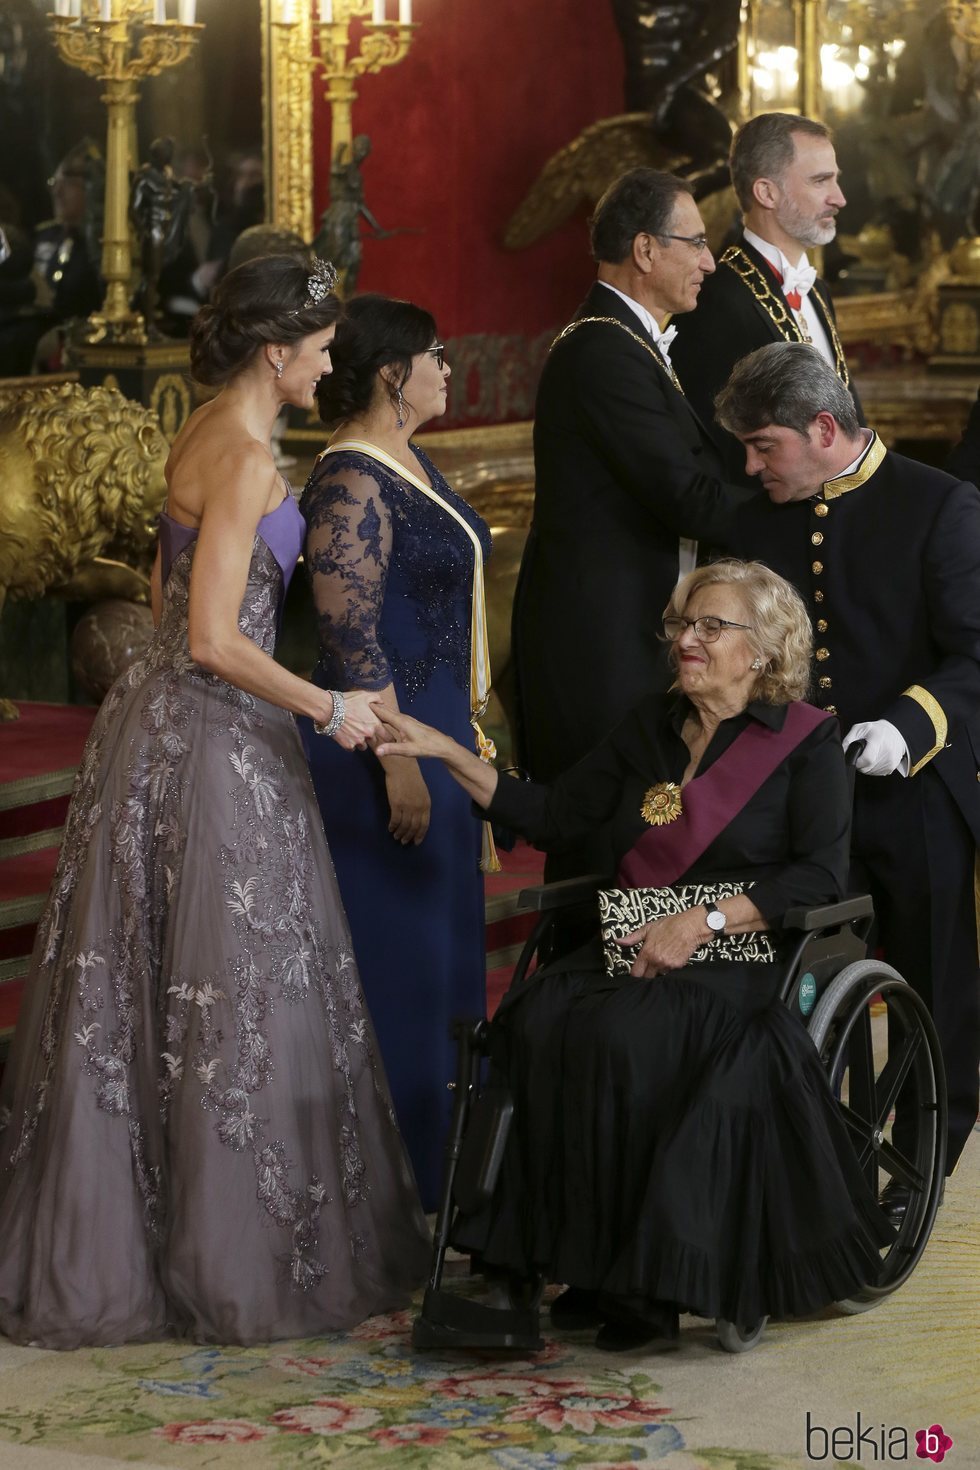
321, 438, 500, 871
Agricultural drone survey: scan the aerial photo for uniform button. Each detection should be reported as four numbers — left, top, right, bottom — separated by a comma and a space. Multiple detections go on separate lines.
811, 532, 824, 546
817, 619, 828, 632
825, 704, 838, 714
813, 501, 829, 517
815, 647, 830, 661
812, 560, 823, 575
818, 675, 832, 689
814, 589, 825, 602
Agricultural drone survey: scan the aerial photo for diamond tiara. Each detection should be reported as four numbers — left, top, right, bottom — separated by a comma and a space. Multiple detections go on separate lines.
301, 256, 338, 309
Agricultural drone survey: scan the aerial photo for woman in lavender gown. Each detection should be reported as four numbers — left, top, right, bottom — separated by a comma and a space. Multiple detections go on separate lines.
0, 255, 429, 1349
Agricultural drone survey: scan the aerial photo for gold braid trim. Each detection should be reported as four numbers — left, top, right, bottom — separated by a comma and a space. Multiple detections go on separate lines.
720, 246, 850, 386
822, 432, 887, 499
552, 315, 685, 395
902, 684, 949, 777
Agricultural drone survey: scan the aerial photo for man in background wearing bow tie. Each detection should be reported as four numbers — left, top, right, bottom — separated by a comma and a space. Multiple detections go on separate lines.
671, 112, 862, 481
512, 168, 753, 882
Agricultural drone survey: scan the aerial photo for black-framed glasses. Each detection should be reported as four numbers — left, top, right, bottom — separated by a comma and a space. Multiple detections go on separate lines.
659, 232, 708, 253
424, 344, 445, 369
662, 615, 753, 643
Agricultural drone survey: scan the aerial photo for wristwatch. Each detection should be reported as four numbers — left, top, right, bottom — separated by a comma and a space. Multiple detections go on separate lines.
705, 902, 727, 934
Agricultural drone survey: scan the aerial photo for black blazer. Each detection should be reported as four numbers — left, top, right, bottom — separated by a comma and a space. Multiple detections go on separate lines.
732, 445, 980, 845
670, 233, 863, 479
513, 281, 753, 781
946, 387, 980, 486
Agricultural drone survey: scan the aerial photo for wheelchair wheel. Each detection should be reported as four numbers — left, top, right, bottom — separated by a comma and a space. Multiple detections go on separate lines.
806, 960, 946, 1312
716, 1316, 768, 1353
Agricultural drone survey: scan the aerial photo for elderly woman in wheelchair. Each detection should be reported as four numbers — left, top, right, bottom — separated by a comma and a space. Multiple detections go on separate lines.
377, 559, 942, 1354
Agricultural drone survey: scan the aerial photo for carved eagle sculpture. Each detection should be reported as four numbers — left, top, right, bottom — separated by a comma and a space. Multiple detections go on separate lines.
503, 111, 738, 254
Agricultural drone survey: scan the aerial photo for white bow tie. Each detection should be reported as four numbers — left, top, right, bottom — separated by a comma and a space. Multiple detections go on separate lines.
781, 263, 817, 298
656, 323, 678, 355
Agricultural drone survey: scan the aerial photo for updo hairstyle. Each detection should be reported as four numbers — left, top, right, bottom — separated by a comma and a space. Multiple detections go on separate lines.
668, 558, 813, 704
189, 253, 341, 387
316, 293, 437, 428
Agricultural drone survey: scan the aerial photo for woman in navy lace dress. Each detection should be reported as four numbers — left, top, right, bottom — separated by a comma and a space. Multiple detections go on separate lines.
300, 295, 493, 1208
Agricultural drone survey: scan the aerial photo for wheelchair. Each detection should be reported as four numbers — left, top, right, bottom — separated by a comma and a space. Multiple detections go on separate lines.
413, 874, 948, 1355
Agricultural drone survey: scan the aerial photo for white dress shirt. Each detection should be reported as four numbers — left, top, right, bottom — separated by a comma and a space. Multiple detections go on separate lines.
743, 229, 835, 368
597, 282, 697, 581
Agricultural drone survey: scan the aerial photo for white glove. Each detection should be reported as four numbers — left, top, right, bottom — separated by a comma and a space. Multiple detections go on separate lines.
842, 720, 910, 778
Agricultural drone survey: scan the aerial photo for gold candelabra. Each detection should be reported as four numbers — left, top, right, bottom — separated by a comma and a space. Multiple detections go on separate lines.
48, 0, 202, 347
306, 1, 418, 168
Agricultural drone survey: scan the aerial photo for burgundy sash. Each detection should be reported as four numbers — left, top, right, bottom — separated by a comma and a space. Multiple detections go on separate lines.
617, 702, 830, 888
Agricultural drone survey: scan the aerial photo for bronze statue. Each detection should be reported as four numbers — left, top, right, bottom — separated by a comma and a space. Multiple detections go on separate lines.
314, 136, 386, 297
129, 136, 196, 337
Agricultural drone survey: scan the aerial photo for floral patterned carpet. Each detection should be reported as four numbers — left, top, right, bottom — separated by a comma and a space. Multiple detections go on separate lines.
0, 1142, 974, 1470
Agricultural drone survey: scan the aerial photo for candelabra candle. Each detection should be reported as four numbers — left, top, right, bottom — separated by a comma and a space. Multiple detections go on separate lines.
46, 0, 202, 346
399, 0, 411, 20
372, 0, 385, 22
319, 0, 333, 20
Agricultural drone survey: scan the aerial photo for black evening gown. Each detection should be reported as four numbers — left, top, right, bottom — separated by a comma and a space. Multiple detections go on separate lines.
455, 694, 894, 1326
0, 496, 429, 1349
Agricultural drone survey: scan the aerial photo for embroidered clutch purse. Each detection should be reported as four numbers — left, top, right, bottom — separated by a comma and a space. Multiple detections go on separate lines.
598, 882, 777, 979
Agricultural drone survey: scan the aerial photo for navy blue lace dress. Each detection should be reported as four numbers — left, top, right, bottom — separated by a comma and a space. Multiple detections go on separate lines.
299, 445, 491, 1209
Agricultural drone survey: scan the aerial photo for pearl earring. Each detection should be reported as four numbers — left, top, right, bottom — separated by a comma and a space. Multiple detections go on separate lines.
275, 358, 284, 379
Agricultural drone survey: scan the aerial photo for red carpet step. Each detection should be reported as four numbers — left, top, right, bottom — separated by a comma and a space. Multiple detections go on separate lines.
0, 702, 96, 1037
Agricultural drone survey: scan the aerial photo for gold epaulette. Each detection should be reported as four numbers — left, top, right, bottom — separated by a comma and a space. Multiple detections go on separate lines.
552, 315, 685, 395
720, 246, 851, 387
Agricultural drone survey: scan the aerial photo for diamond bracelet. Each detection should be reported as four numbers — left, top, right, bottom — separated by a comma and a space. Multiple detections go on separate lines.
313, 690, 345, 738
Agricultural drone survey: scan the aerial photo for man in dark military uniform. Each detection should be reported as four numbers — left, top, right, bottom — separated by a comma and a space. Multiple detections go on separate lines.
513, 168, 752, 880
719, 341, 980, 1184
671, 112, 860, 479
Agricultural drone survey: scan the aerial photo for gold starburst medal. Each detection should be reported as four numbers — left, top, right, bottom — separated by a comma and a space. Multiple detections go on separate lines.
640, 781, 683, 826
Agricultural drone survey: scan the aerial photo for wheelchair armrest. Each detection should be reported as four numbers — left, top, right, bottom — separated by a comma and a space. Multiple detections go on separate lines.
516, 874, 604, 912
783, 894, 874, 932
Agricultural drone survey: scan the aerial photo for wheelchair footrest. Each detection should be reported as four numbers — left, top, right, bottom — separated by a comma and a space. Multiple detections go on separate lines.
412, 1287, 545, 1351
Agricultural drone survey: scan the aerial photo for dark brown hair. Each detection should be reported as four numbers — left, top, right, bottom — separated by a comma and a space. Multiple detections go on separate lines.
729, 113, 833, 212
589, 169, 693, 264
316, 293, 437, 427
189, 254, 341, 387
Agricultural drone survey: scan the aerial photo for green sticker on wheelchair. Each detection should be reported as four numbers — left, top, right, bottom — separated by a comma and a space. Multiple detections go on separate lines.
798, 972, 817, 1016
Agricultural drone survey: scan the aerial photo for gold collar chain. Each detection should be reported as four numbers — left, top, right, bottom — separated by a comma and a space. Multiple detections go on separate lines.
720, 246, 850, 387
553, 315, 686, 395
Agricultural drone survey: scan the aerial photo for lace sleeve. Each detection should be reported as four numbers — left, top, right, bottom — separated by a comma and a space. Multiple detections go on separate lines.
302, 457, 393, 689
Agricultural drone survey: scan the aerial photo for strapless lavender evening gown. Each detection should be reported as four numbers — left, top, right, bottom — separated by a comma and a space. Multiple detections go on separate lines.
0, 494, 429, 1349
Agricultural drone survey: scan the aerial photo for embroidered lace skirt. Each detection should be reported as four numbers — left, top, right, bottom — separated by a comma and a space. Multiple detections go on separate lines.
0, 649, 429, 1348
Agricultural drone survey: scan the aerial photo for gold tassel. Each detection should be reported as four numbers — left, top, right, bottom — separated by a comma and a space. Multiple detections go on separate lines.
473, 720, 501, 872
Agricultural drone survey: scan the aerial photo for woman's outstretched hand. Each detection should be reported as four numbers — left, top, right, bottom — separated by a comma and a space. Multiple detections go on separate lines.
333, 690, 387, 751
618, 908, 705, 979
374, 708, 455, 762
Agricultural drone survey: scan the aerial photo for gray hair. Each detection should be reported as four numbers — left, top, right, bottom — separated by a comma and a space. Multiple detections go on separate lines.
669, 559, 813, 705
589, 169, 692, 264
714, 342, 860, 439
729, 112, 832, 212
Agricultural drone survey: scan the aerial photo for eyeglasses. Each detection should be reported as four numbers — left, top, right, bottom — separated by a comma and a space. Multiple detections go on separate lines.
424, 344, 445, 369
659, 232, 708, 253
662, 615, 753, 643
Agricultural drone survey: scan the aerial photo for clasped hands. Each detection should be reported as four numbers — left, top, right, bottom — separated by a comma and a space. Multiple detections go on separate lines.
618, 908, 707, 980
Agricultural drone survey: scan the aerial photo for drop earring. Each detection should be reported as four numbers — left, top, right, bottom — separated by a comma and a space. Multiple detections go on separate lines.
275, 358, 284, 379
395, 388, 406, 430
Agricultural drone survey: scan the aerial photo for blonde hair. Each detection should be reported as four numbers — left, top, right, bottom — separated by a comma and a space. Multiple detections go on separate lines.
667, 559, 813, 704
